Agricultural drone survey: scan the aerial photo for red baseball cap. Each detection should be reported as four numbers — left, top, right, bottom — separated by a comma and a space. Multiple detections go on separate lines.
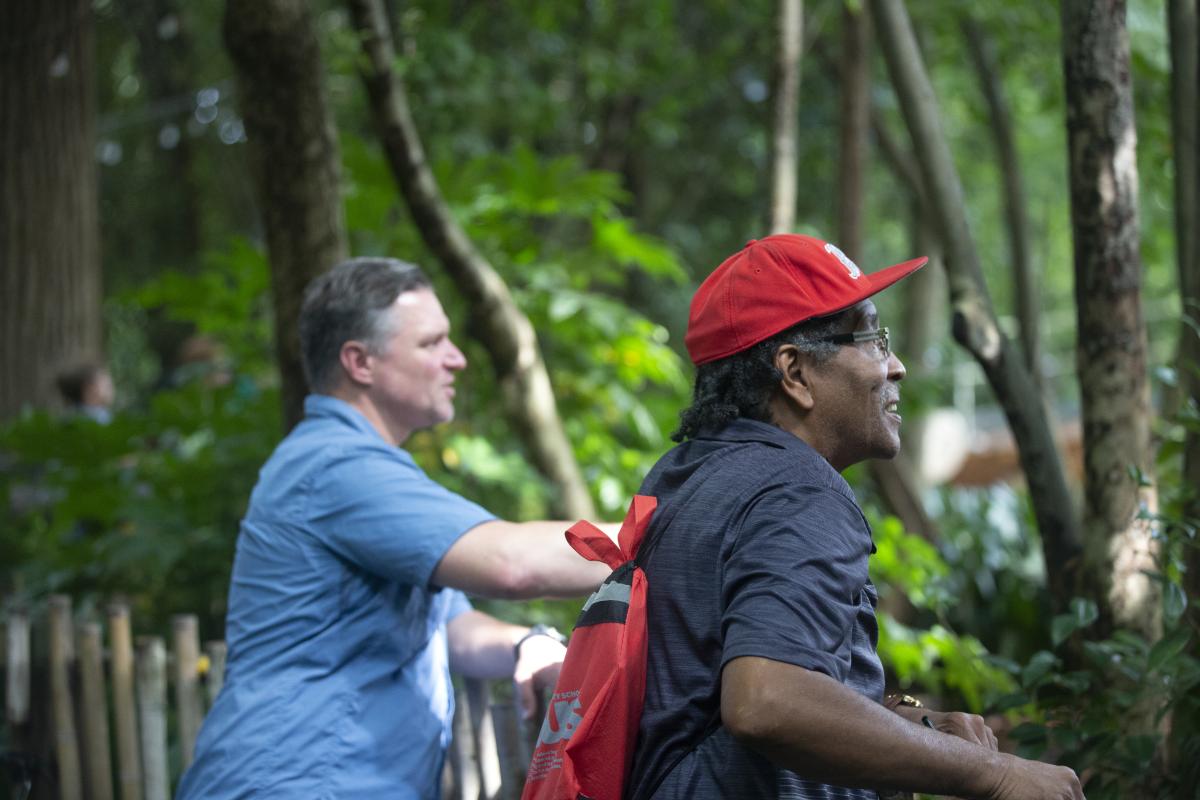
684, 234, 927, 365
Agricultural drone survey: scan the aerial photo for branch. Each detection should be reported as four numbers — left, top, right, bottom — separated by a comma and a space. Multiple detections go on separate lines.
345, 0, 594, 519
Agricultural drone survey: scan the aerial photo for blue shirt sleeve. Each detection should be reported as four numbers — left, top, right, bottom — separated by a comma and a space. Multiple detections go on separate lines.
720, 483, 874, 681
307, 445, 496, 587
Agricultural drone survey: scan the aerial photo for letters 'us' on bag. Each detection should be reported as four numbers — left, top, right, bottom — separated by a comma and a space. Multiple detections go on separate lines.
521, 495, 658, 800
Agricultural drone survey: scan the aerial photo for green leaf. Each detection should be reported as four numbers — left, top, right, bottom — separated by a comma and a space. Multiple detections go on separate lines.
1164, 581, 1188, 623
1021, 651, 1059, 690
1051, 597, 1098, 646
1147, 628, 1192, 673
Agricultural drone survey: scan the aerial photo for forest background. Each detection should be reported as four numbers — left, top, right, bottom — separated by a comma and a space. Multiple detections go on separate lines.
2, 0, 1198, 798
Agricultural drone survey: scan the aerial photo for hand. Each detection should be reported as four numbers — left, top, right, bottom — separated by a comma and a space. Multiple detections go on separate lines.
512, 634, 566, 720
985, 753, 1084, 800
922, 709, 999, 751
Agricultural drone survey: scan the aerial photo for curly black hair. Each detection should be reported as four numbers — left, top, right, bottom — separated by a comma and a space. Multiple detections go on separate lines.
672, 310, 852, 441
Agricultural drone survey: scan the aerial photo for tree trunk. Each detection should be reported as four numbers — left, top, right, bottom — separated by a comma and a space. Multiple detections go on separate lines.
223, 0, 349, 430
1062, 0, 1158, 641
960, 15, 1041, 396
345, 0, 595, 520
768, 0, 802, 234
869, 0, 1082, 612
1169, 2, 1200, 785
830, 4, 937, 542
0, 0, 103, 420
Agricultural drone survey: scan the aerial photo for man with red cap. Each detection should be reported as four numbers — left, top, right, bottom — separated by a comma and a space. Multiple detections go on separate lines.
625, 235, 1083, 799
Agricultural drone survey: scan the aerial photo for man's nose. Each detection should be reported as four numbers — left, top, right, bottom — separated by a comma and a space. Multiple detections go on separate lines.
887, 351, 906, 381
446, 340, 467, 370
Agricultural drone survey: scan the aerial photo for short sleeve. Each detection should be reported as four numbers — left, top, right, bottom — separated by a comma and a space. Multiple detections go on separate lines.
307, 446, 496, 587
720, 484, 873, 681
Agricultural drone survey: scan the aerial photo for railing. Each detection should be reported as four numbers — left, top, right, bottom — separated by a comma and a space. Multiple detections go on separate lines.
1, 595, 536, 800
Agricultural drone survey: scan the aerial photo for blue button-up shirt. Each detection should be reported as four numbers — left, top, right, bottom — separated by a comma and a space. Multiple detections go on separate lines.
178, 395, 495, 798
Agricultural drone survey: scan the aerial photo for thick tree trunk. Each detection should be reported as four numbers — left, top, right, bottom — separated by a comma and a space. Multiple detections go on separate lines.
869, 0, 1082, 612
345, 0, 595, 520
1062, 0, 1158, 641
0, 0, 103, 420
768, 0, 802, 234
960, 15, 1041, 395
224, 0, 349, 430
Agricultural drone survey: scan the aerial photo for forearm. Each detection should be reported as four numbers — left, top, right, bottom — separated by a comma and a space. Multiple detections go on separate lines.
446, 611, 524, 679
722, 658, 1007, 798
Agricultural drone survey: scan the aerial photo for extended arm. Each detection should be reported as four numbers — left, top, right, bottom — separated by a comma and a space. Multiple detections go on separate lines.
447, 609, 566, 718
433, 520, 616, 599
721, 657, 1083, 800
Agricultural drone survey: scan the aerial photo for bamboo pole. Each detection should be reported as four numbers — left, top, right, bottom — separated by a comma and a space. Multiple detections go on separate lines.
5, 604, 30, 725
203, 640, 227, 710
78, 621, 115, 800
108, 603, 143, 800
49, 595, 83, 800
171, 615, 203, 769
136, 636, 169, 800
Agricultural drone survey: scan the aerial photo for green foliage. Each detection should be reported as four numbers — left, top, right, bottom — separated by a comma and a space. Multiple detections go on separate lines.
996, 439, 1200, 799
869, 512, 1018, 713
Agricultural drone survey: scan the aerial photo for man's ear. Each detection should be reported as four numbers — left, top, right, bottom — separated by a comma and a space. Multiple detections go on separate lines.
338, 341, 374, 387
774, 344, 816, 411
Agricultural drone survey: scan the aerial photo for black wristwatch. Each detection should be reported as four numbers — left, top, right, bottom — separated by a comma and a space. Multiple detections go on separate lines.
513, 623, 567, 661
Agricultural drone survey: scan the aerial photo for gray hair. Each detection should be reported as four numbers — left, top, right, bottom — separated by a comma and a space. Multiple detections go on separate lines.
299, 257, 432, 392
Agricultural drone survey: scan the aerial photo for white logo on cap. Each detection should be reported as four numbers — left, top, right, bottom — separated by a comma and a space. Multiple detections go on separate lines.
824, 243, 862, 279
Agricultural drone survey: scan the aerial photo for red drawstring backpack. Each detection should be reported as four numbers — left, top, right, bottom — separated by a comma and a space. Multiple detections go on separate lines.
521, 495, 658, 800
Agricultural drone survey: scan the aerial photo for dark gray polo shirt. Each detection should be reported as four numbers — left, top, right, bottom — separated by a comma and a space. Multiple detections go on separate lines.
627, 419, 884, 800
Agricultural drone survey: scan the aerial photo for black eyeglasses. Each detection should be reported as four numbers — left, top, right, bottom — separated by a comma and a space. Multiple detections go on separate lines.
819, 327, 890, 358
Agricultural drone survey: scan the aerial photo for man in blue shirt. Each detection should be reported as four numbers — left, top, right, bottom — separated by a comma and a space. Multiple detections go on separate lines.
179, 257, 610, 798
627, 235, 1084, 800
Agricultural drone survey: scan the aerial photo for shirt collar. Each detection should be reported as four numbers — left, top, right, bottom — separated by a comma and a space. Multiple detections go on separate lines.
303, 394, 390, 443
694, 417, 809, 451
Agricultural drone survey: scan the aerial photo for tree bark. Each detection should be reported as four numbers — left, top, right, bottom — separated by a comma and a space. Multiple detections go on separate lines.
869, 0, 1082, 612
960, 15, 1041, 396
223, 0, 349, 430
0, 0, 103, 420
1062, 0, 1158, 641
345, 0, 595, 520
768, 0, 803, 234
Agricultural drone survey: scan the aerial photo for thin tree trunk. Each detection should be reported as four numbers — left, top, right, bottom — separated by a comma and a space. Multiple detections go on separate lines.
960, 15, 1041, 396
345, 0, 595, 520
836, 1, 869, 260
769, 0, 803, 234
224, 0, 349, 430
1062, 0, 1158, 641
0, 0, 103, 420
831, 4, 937, 542
1169, 1, 1200, 786
869, 0, 1082, 613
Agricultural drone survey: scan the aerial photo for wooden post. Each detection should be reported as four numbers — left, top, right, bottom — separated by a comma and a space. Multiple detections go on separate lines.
48, 595, 83, 800
490, 700, 525, 800
467, 678, 502, 799
108, 603, 143, 800
171, 615, 203, 770
136, 636, 169, 800
448, 681, 480, 800
5, 604, 30, 726
203, 640, 227, 710
78, 621, 115, 800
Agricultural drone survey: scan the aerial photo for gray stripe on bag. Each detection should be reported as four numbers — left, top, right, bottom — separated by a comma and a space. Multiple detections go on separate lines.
579, 581, 631, 613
